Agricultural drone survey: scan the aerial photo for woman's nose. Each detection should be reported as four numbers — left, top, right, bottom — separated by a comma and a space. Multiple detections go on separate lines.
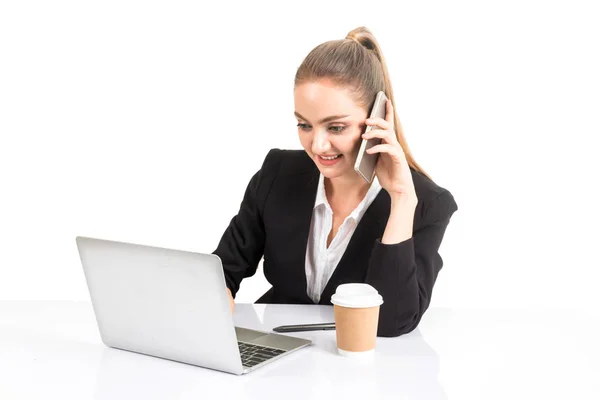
311, 129, 330, 154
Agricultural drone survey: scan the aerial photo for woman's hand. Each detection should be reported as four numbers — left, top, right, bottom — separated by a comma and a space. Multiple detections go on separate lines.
362, 99, 418, 206
226, 288, 235, 314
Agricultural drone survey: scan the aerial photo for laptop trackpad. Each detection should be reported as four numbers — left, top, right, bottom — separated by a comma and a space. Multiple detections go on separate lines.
235, 327, 267, 342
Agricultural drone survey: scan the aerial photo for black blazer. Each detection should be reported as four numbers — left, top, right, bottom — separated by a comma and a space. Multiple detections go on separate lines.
213, 149, 458, 337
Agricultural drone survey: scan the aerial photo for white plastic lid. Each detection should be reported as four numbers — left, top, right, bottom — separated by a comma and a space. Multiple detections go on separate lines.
330, 283, 383, 308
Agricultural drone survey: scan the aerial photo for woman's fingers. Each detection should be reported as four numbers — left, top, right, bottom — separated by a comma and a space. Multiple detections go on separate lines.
362, 127, 397, 144
365, 100, 395, 131
226, 288, 235, 314
385, 99, 394, 128
365, 117, 390, 130
367, 143, 408, 162
366, 143, 403, 162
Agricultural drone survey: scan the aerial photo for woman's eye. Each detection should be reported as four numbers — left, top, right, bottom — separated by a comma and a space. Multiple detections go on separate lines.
296, 123, 346, 134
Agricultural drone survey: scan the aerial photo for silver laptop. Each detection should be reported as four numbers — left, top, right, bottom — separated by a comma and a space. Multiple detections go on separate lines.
75, 236, 312, 375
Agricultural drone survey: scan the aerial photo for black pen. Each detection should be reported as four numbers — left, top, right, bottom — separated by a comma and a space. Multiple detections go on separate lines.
273, 322, 336, 333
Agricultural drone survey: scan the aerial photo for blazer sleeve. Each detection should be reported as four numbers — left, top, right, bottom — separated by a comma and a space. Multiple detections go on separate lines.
365, 190, 458, 337
212, 149, 281, 297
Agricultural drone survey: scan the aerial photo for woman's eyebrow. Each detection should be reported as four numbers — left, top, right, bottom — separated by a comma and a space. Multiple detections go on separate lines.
294, 112, 351, 124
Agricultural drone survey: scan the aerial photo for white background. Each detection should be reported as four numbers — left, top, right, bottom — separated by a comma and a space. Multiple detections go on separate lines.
1, 0, 598, 311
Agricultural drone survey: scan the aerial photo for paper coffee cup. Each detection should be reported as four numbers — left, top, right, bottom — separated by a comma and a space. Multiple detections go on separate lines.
331, 283, 383, 359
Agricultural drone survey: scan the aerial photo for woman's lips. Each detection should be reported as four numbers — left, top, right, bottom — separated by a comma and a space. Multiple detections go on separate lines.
317, 154, 342, 166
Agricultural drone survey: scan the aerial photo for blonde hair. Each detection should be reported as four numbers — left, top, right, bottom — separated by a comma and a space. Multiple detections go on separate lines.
294, 26, 431, 180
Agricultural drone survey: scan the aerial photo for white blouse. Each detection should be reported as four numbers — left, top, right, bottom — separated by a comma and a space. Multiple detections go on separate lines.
304, 173, 382, 303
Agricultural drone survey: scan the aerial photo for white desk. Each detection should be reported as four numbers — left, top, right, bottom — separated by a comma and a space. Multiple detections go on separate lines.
0, 301, 599, 399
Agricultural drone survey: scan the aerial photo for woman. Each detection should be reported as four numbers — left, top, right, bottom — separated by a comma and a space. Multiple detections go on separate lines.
213, 26, 458, 337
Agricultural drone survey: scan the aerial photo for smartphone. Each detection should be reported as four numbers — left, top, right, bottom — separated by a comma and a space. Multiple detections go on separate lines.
354, 91, 389, 183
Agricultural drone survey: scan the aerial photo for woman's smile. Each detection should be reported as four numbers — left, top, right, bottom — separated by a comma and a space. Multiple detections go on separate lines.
317, 153, 343, 166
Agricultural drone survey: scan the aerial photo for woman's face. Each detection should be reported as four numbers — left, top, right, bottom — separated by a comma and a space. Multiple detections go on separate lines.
294, 80, 368, 180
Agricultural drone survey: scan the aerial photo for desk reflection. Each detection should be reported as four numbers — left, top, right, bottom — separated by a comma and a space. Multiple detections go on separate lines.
93, 304, 446, 400
239, 304, 447, 400
94, 346, 251, 399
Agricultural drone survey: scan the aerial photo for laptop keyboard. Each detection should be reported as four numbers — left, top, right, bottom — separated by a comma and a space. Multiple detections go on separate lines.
237, 341, 286, 368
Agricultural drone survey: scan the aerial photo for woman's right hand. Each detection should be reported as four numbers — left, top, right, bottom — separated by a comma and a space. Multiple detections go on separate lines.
226, 288, 235, 314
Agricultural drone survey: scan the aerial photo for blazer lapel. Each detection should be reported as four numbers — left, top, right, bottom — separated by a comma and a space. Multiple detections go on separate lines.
277, 168, 319, 303
318, 189, 390, 305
